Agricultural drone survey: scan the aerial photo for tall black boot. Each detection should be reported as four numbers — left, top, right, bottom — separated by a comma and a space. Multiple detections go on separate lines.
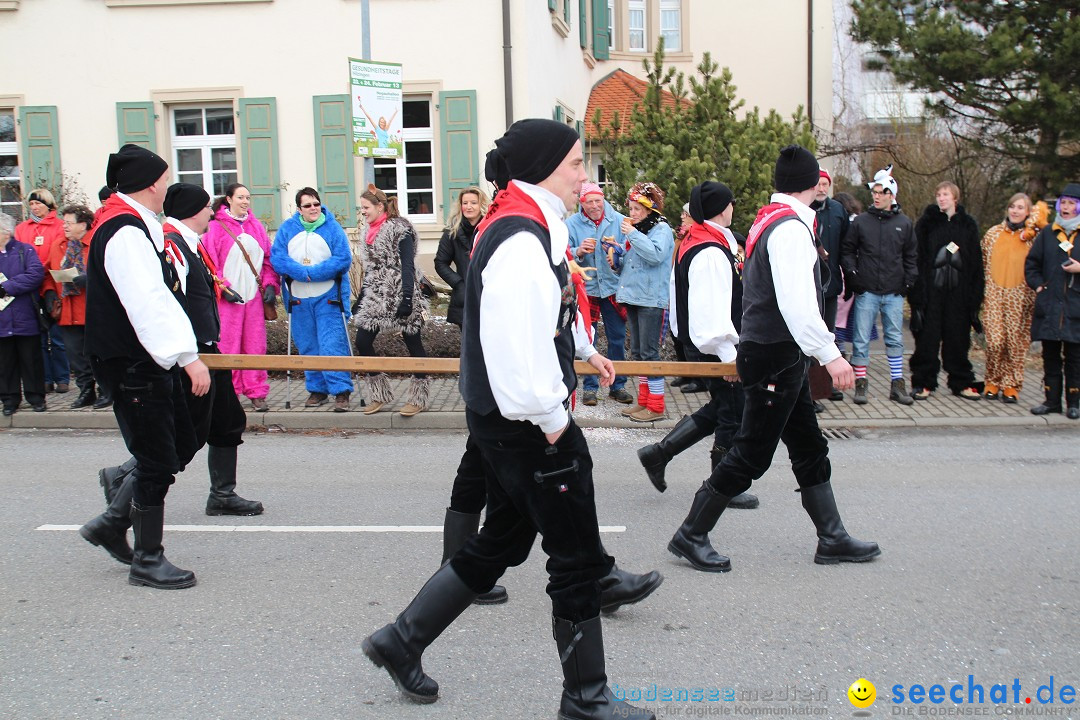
79, 473, 135, 565
441, 508, 507, 605
1031, 377, 1063, 415
799, 481, 881, 565
99, 457, 137, 505
710, 445, 759, 510
667, 482, 732, 572
554, 616, 655, 720
206, 445, 264, 516
1067, 387, 1080, 420
362, 563, 476, 703
128, 502, 197, 589
636, 415, 712, 492
598, 562, 663, 615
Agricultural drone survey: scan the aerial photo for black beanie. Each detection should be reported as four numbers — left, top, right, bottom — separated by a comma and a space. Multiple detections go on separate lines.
164, 183, 210, 220
106, 144, 169, 194
485, 119, 580, 189
689, 181, 734, 224
98, 185, 115, 204
773, 145, 820, 194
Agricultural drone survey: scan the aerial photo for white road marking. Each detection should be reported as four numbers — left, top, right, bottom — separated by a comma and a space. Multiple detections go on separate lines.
37, 524, 627, 533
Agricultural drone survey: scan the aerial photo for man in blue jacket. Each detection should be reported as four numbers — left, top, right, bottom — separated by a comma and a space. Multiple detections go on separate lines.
271, 188, 354, 411
566, 183, 633, 406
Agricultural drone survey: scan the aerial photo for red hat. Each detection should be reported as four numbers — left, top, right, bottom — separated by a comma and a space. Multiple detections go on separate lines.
819, 169, 832, 185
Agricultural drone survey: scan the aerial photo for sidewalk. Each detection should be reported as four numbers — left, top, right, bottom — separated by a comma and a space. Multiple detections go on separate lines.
4, 350, 1071, 431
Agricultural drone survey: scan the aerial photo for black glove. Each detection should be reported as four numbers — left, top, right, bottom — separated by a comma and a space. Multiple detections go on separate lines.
72, 273, 87, 290
910, 308, 923, 336
971, 313, 984, 335
396, 296, 413, 319
350, 296, 361, 315
262, 285, 276, 304
0, 284, 7, 299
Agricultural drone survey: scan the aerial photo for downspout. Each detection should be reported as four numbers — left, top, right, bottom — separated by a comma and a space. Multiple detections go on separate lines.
807, 0, 814, 127
503, 0, 514, 128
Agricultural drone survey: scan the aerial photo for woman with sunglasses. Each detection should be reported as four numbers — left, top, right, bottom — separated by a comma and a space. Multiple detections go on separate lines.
202, 183, 280, 411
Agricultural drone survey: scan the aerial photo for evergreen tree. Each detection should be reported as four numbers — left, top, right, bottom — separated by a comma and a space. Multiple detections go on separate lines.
592, 42, 815, 234
851, 0, 1080, 197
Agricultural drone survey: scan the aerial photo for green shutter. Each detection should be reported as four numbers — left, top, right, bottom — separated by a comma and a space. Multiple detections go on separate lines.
313, 95, 357, 227
115, 102, 157, 151
438, 90, 479, 222
18, 106, 60, 192
554, 105, 565, 123
238, 97, 282, 229
592, 0, 609, 60
564, 0, 571, 22
579, 0, 588, 47
576, 119, 585, 145
548, 0, 556, 10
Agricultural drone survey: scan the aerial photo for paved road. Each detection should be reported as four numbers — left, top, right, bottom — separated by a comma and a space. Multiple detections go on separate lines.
1, 426, 1077, 719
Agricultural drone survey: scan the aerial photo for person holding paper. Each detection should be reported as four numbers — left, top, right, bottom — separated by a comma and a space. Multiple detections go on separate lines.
0, 213, 47, 415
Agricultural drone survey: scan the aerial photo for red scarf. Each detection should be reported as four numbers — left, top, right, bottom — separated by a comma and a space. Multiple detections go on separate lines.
83, 195, 141, 247
365, 213, 387, 245
677, 221, 733, 263
473, 181, 549, 251
745, 203, 799, 259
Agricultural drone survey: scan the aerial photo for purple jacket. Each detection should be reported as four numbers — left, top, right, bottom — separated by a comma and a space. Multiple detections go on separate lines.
0, 239, 46, 338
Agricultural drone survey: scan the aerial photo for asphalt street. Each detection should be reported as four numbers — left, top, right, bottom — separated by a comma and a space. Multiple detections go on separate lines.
1, 425, 1077, 720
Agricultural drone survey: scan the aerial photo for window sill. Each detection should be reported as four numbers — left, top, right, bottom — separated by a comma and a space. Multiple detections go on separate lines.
582, 50, 597, 69
0, 1, 19, 9
551, 14, 571, 38
105, 0, 269, 6
606, 49, 692, 63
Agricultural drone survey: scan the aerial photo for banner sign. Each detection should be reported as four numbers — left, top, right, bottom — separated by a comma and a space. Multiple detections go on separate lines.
349, 58, 403, 158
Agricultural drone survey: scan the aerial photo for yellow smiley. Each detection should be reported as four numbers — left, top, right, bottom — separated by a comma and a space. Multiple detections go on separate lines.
848, 678, 876, 709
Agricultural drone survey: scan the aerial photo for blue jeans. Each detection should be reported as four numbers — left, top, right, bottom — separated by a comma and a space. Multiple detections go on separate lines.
41, 323, 69, 385
582, 296, 627, 393
851, 292, 904, 367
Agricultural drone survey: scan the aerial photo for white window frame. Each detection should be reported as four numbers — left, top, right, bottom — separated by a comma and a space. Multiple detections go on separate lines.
170, 104, 238, 199
373, 97, 436, 226
659, 0, 681, 52
0, 108, 21, 220
628, 0, 646, 52
608, 0, 615, 50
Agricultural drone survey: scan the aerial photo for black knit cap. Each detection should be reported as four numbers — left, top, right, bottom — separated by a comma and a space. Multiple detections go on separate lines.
98, 185, 115, 204
689, 181, 734, 223
164, 183, 210, 220
773, 144, 820, 194
484, 119, 580, 189
106, 144, 169, 194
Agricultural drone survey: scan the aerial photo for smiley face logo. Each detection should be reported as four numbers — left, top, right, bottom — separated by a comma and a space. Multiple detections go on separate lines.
848, 678, 876, 708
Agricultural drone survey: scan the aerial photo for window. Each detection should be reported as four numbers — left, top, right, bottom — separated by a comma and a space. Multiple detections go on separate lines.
170, 105, 238, 197
628, 0, 646, 51
608, 0, 615, 50
372, 98, 435, 223
659, 0, 680, 52
0, 110, 20, 220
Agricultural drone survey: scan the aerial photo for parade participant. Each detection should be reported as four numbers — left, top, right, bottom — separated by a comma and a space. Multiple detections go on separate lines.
637, 181, 759, 510
840, 165, 917, 405
77, 145, 209, 590
363, 119, 655, 720
271, 187, 354, 411
1025, 183, 1080, 419
566, 182, 633, 406
668, 146, 880, 573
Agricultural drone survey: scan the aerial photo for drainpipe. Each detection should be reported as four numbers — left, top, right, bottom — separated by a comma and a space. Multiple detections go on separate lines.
807, 0, 814, 127
361, 0, 373, 187
503, 0, 514, 128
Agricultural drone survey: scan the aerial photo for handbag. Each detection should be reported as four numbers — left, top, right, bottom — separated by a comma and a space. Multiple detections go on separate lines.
418, 271, 437, 299
15, 243, 53, 333
213, 219, 277, 320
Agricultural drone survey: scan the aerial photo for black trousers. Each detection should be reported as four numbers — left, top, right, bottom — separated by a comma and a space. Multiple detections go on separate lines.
707, 341, 831, 497
180, 347, 246, 462
59, 325, 95, 394
448, 434, 487, 514
450, 409, 614, 622
354, 326, 427, 379
683, 344, 744, 451
0, 334, 45, 409
91, 357, 198, 506
910, 290, 975, 392
1040, 340, 1080, 406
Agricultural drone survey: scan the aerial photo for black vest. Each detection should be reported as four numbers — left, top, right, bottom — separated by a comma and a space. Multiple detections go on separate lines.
85, 214, 185, 363
673, 240, 742, 360
740, 215, 823, 345
460, 216, 576, 416
166, 230, 220, 346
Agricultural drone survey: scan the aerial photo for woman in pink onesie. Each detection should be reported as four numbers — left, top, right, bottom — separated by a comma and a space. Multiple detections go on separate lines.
202, 183, 280, 410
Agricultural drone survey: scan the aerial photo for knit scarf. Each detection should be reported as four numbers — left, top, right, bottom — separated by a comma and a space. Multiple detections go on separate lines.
365, 213, 387, 245
301, 212, 327, 233
1054, 214, 1080, 236
60, 236, 87, 298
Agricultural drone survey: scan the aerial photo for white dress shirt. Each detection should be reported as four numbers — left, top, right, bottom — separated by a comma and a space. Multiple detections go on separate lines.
668, 221, 740, 362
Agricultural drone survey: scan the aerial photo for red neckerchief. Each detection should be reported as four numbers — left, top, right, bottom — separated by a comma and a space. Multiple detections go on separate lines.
83, 195, 141, 247
745, 203, 799, 258
678, 221, 732, 262
472, 181, 548, 254
566, 248, 592, 343
164, 221, 225, 299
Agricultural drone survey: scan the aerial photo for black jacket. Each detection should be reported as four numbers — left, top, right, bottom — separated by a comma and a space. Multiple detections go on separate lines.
1026, 222, 1080, 343
911, 204, 983, 314
840, 205, 917, 296
813, 196, 849, 298
434, 219, 476, 327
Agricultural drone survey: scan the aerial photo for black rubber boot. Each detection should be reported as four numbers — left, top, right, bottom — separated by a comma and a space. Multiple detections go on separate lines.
362, 563, 476, 704
99, 457, 137, 505
667, 482, 732, 572
636, 415, 712, 492
205, 446, 264, 516
710, 445, 759, 509
799, 481, 881, 565
441, 508, 507, 605
1031, 378, 1063, 415
598, 564, 663, 615
554, 615, 655, 720
79, 473, 135, 565
1067, 389, 1079, 419
128, 502, 197, 589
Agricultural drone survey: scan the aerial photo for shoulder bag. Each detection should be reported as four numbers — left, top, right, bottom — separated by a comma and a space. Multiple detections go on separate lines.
214, 219, 277, 320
